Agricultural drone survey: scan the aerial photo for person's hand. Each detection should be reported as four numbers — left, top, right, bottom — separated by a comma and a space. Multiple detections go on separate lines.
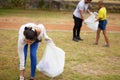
90, 12, 93, 15
93, 12, 98, 16
81, 16, 84, 21
95, 19, 98, 22
82, 19, 84, 22
45, 38, 50, 42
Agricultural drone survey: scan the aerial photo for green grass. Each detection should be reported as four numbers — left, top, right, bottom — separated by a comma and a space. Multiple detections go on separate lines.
0, 9, 71, 20
0, 9, 73, 25
0, 9, 120, 26
92, 0, 120, 3
0, 30, 120, 80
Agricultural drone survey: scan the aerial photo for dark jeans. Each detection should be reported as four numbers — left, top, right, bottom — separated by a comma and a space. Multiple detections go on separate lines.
73, 15, 83, 38
98, 20, 107, 30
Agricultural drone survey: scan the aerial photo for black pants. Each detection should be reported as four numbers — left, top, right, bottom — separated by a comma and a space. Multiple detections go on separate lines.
73, 15, 83, 38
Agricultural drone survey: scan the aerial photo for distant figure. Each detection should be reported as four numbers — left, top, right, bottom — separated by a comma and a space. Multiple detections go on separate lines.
94, 1, 110, 47
73, 0, 92, 42
18, 23, 52, 80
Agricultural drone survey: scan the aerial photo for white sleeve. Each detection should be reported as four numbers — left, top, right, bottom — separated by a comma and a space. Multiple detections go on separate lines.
78, 5, 84, 11
38, 24, 50, 39
18, 26, 26, 70
43, 25, 50, 40
77, 1, 84, 11
18, 39, 25, 70
38, 24, 53, 43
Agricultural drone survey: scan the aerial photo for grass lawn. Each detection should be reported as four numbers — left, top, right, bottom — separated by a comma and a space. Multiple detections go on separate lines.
0, 9, 120, 27
0, 30, 120, 80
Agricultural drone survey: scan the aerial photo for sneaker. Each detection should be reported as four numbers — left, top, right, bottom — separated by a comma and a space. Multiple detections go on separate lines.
93, 42, 98, 45
76, 37, 83, 41
72, 37, 78, 42
19, 76, 24, 80
103, 44, 110, 47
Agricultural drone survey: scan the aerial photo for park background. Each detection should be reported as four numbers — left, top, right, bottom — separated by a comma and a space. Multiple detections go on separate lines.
0, 0, 120, 80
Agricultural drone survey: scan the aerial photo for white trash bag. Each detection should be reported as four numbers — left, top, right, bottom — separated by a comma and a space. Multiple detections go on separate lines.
84, 12, 99, 31
36, 42, 65, 78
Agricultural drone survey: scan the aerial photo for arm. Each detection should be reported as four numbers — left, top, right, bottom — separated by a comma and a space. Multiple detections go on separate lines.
38, 24, 53, 43
80, 10, 84, 20
96, 18, 102, 21
96, 9, 103, 21
87, 9, 92, 14
78, 3, 85, 20
18, 26, 26, 70
18, 37, 26, 70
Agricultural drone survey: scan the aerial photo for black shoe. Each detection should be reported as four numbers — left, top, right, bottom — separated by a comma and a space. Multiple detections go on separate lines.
72, 37, 79, 42
76, 37, 83, 41
93, 42, 98, 45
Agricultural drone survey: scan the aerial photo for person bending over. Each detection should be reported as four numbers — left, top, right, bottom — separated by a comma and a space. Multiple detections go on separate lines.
18, 23, 52, 80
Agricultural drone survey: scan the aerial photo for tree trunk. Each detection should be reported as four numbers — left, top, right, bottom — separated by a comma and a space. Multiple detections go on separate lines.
49, 0, 52, 10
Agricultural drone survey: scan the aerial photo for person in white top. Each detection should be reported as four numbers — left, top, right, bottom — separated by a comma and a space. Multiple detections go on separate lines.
18, 23, 52, 80
73, 0, 92, 42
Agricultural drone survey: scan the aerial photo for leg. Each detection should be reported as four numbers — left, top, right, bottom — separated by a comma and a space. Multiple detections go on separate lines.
73, 16, 78, 38
77, 19, 83, 39
95, 28, 101, 44
30, 42, 39, 79
102, 20, 109, 47
102, 30, 110, 46
73, 24, 77, 38
73, 15, 79, 42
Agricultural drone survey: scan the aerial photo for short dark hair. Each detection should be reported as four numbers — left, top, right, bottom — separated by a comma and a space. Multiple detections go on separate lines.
87, 0, 92, 2
88, 0, 92, 1
98, 0, 104, 5
24, 27, 37, 41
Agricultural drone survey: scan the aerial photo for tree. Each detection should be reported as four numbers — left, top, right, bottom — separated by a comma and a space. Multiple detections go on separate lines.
38, 0, 45, 8
49, 0, 52, 10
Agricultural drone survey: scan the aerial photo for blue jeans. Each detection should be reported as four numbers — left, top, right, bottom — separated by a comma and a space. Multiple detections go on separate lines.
24, 41, 38, 77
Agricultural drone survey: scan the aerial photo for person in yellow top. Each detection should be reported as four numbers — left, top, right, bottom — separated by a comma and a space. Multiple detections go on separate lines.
94, 0, 110, 47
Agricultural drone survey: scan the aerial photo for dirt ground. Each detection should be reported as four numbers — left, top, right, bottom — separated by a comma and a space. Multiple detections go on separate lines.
0, 21, 120, 32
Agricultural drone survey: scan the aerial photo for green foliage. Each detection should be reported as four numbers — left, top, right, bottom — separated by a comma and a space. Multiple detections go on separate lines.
0, 0, 12, 8
0, 0, 120, 13
38, 0, 45, 8
11, 0, 24, 8
0, 0, 26, 8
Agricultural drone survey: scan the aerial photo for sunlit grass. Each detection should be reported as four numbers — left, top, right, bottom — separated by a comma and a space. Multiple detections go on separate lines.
0, 9, 73, 25
0, 30, 120, 80
0, 9, 120, 26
